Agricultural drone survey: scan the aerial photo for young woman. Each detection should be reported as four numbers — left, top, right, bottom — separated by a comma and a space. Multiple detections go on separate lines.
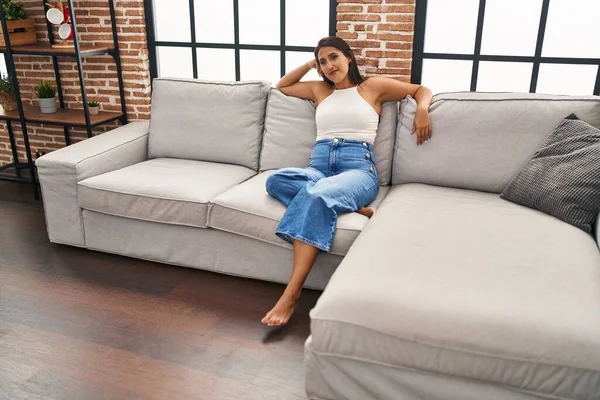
262, 36, 433, 327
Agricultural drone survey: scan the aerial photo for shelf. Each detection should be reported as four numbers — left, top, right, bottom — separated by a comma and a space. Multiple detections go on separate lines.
0, 105, 123, 127
0, 43, 114, 56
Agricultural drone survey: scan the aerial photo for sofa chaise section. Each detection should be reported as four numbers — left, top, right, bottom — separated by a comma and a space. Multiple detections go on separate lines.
307, 184, 600, 400
306, 92, 600, 400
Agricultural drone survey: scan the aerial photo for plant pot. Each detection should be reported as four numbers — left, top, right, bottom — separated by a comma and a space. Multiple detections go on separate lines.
88, 105, 99, 115
39, 96, 57, 114
0, 92, 17, 111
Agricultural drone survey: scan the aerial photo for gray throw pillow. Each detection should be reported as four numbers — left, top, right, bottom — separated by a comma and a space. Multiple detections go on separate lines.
500, 114, 600, 233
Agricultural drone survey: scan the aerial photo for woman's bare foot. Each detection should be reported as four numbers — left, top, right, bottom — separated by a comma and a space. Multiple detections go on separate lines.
262, 290, 301, 327
357, 207, 376, 218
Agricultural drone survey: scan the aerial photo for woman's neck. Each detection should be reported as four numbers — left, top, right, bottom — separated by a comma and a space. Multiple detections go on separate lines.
334, 77, 354, 90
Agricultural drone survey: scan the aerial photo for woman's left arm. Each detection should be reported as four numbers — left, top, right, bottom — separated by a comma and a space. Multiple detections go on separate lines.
368, 77, 433, 145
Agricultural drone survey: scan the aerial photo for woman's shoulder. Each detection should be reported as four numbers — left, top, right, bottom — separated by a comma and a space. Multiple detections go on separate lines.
360, 76, 393, 90
313, 81, 335, 98
360, 76, 413, 101
312, 80, 333, 91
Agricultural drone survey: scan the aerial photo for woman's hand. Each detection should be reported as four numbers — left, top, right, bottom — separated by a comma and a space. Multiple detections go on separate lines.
307, 59, 317, 69
411, 108, 432, 146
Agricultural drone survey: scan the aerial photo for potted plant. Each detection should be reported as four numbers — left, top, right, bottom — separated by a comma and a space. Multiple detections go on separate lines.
34, 81, 57, 114
0, 0, 36, 46
2, 0, 27, 20
87, 100, 99, 115
0, 74, 17, 111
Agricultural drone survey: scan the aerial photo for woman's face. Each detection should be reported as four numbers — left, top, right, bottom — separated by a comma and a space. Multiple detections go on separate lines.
317, 46, 351, 83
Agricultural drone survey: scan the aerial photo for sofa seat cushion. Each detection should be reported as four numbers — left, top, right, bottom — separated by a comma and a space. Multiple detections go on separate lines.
208, 170, 390, 256
78, 158, 256, 228
310, 183, 600, 399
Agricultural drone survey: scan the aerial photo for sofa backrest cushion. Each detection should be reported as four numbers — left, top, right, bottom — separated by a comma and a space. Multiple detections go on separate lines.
259, 89, 317, 172
148, 78, 270, 170
259, 88, 398, 186
393, 92, 600, 193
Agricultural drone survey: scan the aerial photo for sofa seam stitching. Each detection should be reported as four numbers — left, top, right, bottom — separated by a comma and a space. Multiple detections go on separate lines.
309, 348, 574, 400
79, 207, 208, 228
311, 317, 600, 374
74, 130, 149, 169
210, 202, 364, 235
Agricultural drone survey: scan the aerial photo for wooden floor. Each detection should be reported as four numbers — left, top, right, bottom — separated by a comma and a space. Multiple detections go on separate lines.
0, 183, 321, 400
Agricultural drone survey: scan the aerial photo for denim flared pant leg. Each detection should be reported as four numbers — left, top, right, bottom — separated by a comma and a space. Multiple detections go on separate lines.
266, 138, 380, 252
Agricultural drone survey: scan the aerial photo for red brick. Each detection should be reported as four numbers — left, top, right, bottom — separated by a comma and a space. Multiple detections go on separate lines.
365, 68, 411, 79
386, 41, 413, 50
365, 50, 413, 58
386, 60, 413, 68
338, 14, 381, 22
337, 5, 363, 13
367, 32, 414, 41
355, 57, 380, 67
387, 14, 415, 23
368, 5, 415, 13
337, 32, 359, 40
376, 23, 414, 32
345, 40, 382, 49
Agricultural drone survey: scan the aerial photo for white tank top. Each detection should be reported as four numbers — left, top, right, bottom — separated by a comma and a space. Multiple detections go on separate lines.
315, 86, 379, 144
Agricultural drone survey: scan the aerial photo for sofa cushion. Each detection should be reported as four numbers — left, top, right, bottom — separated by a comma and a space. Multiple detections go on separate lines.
148, 78, 270, 170
259, 89, 317, 172
393, 92, 600, 193
259, 88, 398, 186
208, 170, 390, 256
310, 183, 600, 399
501, 113, 600, 234
78, 158, 256, 228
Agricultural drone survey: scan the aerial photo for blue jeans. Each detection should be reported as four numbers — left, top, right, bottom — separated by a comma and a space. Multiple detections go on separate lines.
266, 138, 380, 252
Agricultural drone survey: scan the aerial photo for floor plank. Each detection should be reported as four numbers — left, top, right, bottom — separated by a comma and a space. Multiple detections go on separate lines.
0, 182, 320, 399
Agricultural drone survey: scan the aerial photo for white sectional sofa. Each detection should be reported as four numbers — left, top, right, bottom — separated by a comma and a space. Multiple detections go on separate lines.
36, 78, 600, 399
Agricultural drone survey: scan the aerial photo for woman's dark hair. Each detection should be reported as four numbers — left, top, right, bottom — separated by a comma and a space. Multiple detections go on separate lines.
314, 36, 364, 86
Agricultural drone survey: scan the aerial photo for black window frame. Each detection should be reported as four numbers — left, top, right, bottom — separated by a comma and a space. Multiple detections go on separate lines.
411, 0, 600, 95
144, 0, 337, 81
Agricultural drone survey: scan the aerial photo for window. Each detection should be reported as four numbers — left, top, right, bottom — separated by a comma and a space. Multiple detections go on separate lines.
0, 55, 7, 77
144, 0, 336, 84
411, 0, 600, 95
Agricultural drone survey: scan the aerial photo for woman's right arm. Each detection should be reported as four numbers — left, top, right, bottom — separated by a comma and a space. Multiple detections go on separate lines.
276, 60, 320, 101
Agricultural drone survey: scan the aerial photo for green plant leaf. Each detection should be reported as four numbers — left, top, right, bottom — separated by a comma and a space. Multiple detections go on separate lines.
34, 81, 57, 99
0, 74, 16, 95
2, 0, 27, 20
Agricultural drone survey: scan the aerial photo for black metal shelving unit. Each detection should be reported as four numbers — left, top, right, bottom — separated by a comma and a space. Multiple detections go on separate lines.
0, 0, 128, 199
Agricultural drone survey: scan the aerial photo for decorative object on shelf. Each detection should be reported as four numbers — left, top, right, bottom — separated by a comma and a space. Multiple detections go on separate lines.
34, 80, 57, 113
0, 0, 36, 46
87, 100, 99, 115
0, 0, 127, 200
45, 0, 73, 48
0, 73, 17, 110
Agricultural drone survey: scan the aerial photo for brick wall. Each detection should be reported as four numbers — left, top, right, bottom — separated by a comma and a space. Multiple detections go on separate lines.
336, 0, 415, 82
0, 0, 151, 167
0, 0, 417, 167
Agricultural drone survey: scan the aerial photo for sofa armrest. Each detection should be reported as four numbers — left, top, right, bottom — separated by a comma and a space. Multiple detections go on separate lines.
35, 121, 149, 246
